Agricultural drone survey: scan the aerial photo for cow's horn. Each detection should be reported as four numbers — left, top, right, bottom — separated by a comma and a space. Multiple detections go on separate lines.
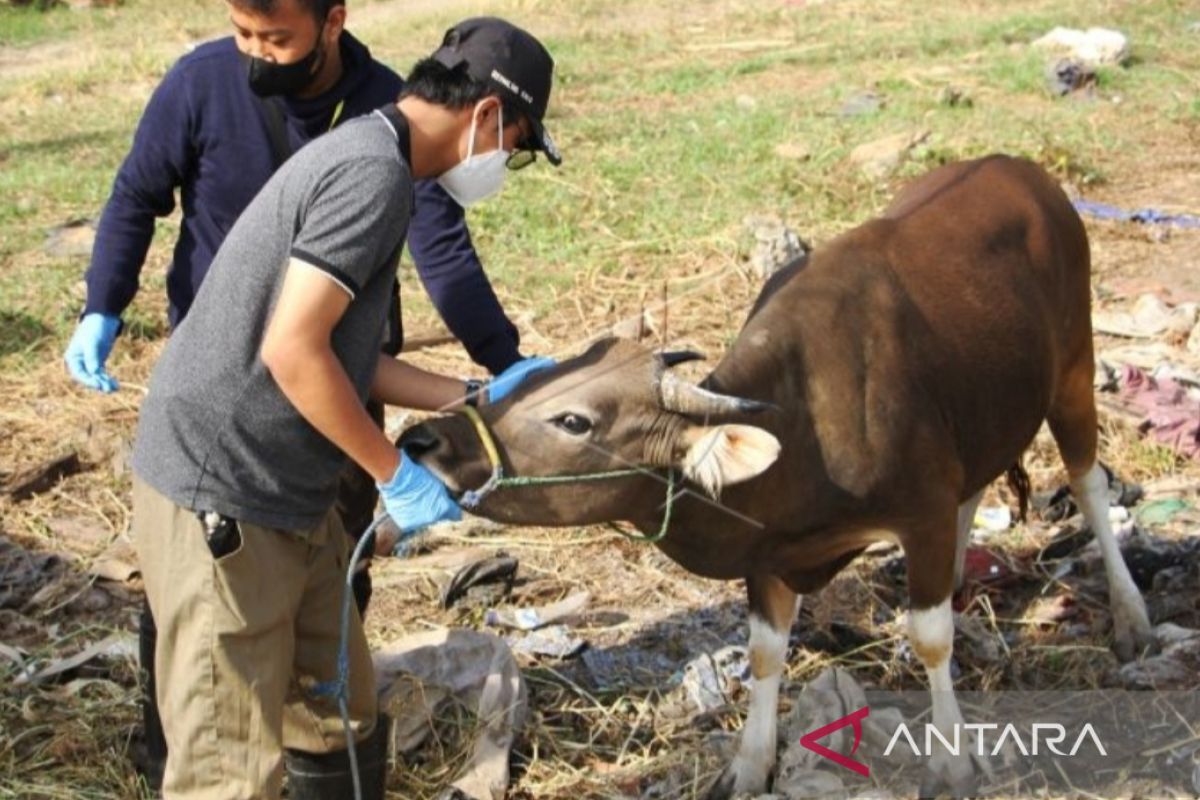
659, 350, 706, 368
658, 372, 771, 416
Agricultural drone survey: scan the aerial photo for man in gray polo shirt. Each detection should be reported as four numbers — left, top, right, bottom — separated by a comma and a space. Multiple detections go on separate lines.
129, 18, 560, 799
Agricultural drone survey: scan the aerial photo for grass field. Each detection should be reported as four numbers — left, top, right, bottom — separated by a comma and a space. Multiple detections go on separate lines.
2, 0, 1199, 798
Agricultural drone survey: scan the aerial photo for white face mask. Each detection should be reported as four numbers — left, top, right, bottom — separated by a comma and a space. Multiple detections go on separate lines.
437, 102, 509, 208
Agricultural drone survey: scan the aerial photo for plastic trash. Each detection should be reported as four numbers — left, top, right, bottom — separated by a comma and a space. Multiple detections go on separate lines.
485, 591, 590, 631
1116, 366, 1200, 460
1045, 58, 1097, 96
677, 645, 751, 712
1118, 624, 1200, 689
961, 547, 1016, 585
1092, 294, 1198, 339
974, 505, 1011, 532
1032, 27, 1130, 68
1136, 498, 1190, 526
507, 625, 585, 659
375, 628, 526, 800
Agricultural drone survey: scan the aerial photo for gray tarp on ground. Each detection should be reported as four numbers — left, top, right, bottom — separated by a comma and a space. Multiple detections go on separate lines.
374, 628, 527, 800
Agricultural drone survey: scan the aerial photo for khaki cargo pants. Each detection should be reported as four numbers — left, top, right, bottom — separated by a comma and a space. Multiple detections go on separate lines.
132, 478, 377, 800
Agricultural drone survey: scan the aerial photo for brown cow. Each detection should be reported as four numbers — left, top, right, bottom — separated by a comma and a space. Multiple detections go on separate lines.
398, 155, 1156, 797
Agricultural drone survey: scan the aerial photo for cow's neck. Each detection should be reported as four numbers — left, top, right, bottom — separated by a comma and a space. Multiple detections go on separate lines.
626, 282, 851, 578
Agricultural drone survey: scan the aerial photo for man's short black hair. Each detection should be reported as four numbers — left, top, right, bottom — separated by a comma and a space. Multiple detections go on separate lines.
400, 57, 524, 128
231, 0, 344, 22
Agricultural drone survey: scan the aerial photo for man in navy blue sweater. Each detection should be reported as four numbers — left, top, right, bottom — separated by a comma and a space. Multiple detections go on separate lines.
63, 0, 553, 793
66, 0, 530, 381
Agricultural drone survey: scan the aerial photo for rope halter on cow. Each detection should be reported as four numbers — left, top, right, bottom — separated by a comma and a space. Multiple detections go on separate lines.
456, 404, 678, 543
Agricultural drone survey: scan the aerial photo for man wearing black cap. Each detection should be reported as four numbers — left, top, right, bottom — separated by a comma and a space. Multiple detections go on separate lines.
128, 18, 559, 800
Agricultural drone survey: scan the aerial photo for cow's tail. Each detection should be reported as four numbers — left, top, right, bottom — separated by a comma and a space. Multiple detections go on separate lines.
1006, 458, 1031, 523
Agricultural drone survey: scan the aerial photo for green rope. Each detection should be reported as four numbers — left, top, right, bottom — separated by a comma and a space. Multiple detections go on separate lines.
495, 469, 644, 486
493, 468, 678, 543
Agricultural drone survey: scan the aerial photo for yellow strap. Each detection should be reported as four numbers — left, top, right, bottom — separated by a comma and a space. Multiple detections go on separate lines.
460, 405, 503, 473
329, 99, 345, 131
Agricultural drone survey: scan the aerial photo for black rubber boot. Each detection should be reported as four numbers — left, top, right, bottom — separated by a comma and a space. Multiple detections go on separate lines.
284, 716, 389, 800
130, 600, 167, 794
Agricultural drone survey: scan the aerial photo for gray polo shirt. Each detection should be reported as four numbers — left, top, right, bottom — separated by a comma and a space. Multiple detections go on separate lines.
132, 109, 412, 531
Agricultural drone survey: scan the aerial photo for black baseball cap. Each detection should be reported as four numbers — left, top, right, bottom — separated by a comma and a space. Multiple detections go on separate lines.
432, 17, 561, 166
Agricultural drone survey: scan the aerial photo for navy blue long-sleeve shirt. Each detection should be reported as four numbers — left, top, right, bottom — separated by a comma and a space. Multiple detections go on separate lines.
84, 33, 522, 374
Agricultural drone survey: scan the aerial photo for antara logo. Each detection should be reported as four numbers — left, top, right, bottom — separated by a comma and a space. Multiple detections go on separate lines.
799, 706, 871, 776
883, 722, 1108, 758
799, 707, 1108, 777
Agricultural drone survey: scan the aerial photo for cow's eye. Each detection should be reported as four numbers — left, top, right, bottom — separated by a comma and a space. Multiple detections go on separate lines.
553, 413, 593, 435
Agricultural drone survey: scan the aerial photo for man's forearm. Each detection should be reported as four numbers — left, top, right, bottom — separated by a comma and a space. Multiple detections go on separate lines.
264, 341, 399, 483
370, 355, 468, 411
84, 189, 161, 317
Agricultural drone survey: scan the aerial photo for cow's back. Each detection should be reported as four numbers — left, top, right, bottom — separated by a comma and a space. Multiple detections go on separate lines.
719, 156, 1091, 512
877, 156, 1091, 494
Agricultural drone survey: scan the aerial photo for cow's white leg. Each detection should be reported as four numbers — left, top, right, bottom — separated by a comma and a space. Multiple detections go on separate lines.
706, 587, 798, 800
954, 491, 984, 591
729, 614, 790, 789
1072, 463, 1154, 660
910, 598, 976, 797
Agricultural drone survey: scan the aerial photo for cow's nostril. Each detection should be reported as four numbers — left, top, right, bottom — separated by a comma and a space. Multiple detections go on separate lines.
398, 424, 441, 460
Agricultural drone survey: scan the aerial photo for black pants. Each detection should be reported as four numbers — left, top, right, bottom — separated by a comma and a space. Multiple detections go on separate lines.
137, 402, 385, 784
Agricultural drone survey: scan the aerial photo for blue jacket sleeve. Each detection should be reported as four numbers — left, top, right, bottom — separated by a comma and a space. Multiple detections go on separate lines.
407, 179, 522, 375
84, 65, 194, 317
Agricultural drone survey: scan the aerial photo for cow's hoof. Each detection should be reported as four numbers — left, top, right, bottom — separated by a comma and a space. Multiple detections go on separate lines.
704, 759, 770, 800
1112, 628, 1158, 663
1112, 604, 1157, 662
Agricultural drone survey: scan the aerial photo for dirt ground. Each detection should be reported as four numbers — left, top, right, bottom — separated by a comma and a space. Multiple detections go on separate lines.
2, 1, 1200, 799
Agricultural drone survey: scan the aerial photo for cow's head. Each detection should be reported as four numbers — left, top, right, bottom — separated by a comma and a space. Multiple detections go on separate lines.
399, 338, 781, 527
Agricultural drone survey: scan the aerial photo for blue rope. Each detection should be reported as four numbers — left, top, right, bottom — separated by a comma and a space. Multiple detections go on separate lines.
308, 512, 398, 800
1073, 199, 1200, 229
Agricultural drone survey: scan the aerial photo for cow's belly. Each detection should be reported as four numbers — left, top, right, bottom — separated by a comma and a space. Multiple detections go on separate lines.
653, 513, 892, 585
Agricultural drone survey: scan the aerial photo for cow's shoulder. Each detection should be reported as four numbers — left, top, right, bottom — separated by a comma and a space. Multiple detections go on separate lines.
788, 239, 919, 497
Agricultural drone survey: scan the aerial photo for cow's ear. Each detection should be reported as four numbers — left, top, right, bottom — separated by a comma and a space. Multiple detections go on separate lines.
680, 425, 780, 498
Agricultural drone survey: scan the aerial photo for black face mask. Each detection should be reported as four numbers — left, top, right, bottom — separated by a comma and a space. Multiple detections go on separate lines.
246, 24, 326, 98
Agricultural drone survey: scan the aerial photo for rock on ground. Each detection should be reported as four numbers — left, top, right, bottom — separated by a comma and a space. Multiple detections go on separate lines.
849, 130, 930, 180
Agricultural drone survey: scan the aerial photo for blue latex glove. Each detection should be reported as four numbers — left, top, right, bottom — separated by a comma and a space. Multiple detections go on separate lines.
64, 313, 121, 393
487, 356, 556, 403
377, 451, 462, 536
